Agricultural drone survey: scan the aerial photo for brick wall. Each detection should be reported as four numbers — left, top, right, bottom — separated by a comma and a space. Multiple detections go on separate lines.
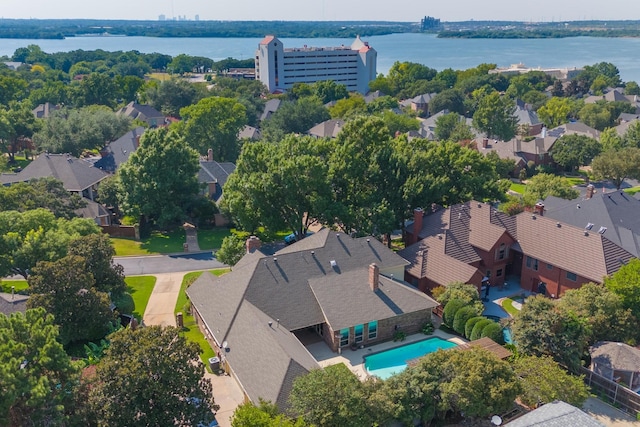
520, 257, 591, 297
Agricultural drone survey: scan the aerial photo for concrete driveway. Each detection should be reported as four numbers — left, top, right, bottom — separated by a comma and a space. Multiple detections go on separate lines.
142, 272, 187, 327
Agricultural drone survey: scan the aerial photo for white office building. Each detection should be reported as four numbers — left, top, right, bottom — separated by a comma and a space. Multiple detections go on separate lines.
255, 35, 377, 94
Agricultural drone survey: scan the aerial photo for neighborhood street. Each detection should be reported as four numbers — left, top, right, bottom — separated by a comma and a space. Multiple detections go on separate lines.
115, 252, 226, 276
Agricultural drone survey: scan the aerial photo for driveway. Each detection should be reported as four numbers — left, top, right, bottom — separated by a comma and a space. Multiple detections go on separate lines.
115, 252, 226, 276
142, 272, 187, 327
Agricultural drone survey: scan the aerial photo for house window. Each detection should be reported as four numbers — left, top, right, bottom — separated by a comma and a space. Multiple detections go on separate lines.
497, 243, 507, 260
526, 256, 538, 271
339, 328, 349, 347
566, 271, 577, 281
354, 324, 364, 343
368, 321, 378, 340
526, 256, 532, 268
547, 263, 553, 270
533, 259, 539, 271
496, 269, 503, 277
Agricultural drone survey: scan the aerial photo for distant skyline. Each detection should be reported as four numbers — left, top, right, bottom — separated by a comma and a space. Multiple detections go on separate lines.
2, 0, 638, 22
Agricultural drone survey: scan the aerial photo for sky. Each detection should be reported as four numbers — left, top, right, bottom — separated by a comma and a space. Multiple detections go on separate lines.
1, 0, 638, 22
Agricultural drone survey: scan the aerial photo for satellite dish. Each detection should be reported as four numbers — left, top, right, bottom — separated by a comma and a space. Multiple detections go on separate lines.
491, 415, 502, 425
222, 341, 228, 349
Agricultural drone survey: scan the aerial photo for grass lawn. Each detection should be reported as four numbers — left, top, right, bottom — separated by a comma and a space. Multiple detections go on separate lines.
148, 72, 172, 81
175, 269, 230, 372
501, 298, 520, 317
1, 279, 29, 294
197, 228, 232, 250
510, 183, 526, 194
125, 276, 157, 320
111, 229, 186, 256
624, 186, 640, 195
565, 177, 585, 186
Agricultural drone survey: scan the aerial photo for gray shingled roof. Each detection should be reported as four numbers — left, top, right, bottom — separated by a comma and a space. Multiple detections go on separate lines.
117, 102, 164, 125
543, 192, 640, 257
94, 127, 144, 173
307, 119, 345, 138
1, 153, 109, 191
0, 293, 28, 315
590, 341, 640, 373
197, 160, 236, 201
506, 401, 604, 427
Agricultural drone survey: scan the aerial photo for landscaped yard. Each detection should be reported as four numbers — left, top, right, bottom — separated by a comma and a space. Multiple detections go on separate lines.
125, 276, 157, 320
501, 297, 522, 317
175, 269, 230, 372
565, 176, 585, 186
197, 228, 232, 250
111, 229, 186, 256
510, 183, 526, 194
1, 279, 29, 294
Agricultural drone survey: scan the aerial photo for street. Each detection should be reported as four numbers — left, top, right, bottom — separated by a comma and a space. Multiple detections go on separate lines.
114, 252, 227, 276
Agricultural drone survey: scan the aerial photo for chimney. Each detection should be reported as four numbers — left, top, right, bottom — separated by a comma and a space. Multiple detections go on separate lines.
245, 235, 261, 253
533, 202, 544, 216
482, 138, 488, 149
586, 184, 595, 199
207, 148, 213, 161
413, 208, 424, 244
369, 263, 379, 292
134, 135, 140, 149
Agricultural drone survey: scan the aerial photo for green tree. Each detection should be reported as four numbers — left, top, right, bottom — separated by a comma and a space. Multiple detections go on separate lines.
604, 258, 640, 320
453, 305, 482, 335
523, 173, 579, 206
625, 81, 640, 96
513, 355, 590, 408
0, 177, 86, 219
310, 80, 349, 104
27, 255, 116, 346
623, 121, 640, 148
557, 283, 636, 345
289, 364, 376, 427
443, 298, 466, 327
0, 308, 81, 427
261, 97, 330, 142
470, 318, 493, 341
118, 127, 200, 228
435, 112, 474, 142
380, 110, 420, 136
89, 326, 217, 427
68, 233, 126, 295
486, 151, 516, 178
328, 95, 366, 119
600, 127, 625, 152
537, 97, 572, 128
144, 78, 207, 117
0, 101, 38, 163
215, 234, 248, 266
428, 88, 466, 115
511, 295, 588, 370
71, 72, 119, 108
472, 91, 518, 141
178, 96, 248, 162
232, 400, 307, 427
591, 147, 640, 190
550, 134, 601, 171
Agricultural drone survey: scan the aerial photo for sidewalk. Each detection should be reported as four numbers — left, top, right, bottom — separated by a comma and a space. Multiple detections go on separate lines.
185, 228, 201, 252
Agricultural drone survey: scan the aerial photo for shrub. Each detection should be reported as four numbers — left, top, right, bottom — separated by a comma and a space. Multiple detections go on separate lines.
437, 282, 480, 308
111, 291, 134, 314
393, 330, 406, 342
470, 318, 493, 341
453, 306, 481, 335
443, 298, 466, 327
421, 321, 435, 335
465, 316, 485, 339
481, 322, 505, 344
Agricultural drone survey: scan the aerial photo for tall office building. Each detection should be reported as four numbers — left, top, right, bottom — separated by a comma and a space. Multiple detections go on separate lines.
255, 35, 377, 94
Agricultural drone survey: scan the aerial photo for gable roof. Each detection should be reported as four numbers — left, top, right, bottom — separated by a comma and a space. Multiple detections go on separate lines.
94, 127, 144, 173
307, 119, 344, 138
1, 153, 110, 191
260, 99, 281, 121
238, 125, 261, 140
543, 191, 640, 257
117, 102, 164, 125
197, 160, 236, 201
32, 102, 59, 119
74, 198, 110, 221
590, 341, 640, 373
506, 401, 604, 427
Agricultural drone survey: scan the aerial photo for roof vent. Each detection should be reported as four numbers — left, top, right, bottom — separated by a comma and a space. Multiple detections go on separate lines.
584, 231, 589, 236
311, 251, 315, 256
366, 238, 370, 243
531, 215, 536, 219
330, 260, 337, 268
273, 257, 277, 262
585, 223, 594, 230
268, 321, 273, 328
556, 222, 561, 227
336, 233, 340, 238
577, 204, 581, 209
598, 226, 607, 234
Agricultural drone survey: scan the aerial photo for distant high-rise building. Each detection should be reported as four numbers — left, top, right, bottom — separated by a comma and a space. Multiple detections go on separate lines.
158, 14, 166, 21
195, 14, 200, 21
255, 35, 376, 95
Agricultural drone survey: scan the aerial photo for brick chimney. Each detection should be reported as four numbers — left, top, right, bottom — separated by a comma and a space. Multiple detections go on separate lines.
412, 208, 424, 244
482, 138, 488, 149
533, 202, 544, 216
207, 148, 213, 161
246, 235, 261, 253
586, 184, 595, 199
369, 263, 379, 292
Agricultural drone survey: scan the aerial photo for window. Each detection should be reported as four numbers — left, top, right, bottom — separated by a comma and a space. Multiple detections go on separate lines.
339, 328, 349, 347
496, 269, 503, 277
354, 324, 364, 343
533, 258, 539, 271
566, 271, 577, 281
526, 256, 532, 268
497, 243, 506, 260
547, 263, 553, 270
368, 321, 378, 340
526, 256, 538, 271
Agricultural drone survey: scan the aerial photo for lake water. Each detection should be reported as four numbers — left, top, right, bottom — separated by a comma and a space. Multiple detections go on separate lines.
3, 33, 640, 82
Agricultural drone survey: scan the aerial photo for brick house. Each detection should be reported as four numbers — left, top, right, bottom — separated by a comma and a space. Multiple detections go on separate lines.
186, 228, 438, 408
401, 201, 635, 297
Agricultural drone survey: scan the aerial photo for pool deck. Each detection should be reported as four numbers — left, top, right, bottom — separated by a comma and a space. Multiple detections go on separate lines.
482, 277, 532, 319
306, 329, 467, 380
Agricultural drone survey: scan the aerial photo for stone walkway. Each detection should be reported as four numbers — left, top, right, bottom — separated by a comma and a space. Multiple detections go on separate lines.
185, 228, 201, 252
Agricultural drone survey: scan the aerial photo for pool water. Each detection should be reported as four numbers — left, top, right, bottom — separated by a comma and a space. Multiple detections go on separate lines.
364, 337, 458, 379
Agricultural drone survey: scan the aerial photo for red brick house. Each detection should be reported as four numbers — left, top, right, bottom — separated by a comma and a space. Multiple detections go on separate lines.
401, 201, 635, 297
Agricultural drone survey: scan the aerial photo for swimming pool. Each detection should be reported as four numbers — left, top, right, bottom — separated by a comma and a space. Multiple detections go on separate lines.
364, 337, 458, 379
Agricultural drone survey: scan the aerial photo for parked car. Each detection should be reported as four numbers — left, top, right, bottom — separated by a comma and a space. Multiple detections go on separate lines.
284, 230, 313, 245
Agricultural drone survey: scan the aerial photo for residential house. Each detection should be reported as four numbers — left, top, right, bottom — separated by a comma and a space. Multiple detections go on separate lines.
400, 93, 436, 115
543, 188, 640, 257
186, 229, 438, 409
590, 341, 640, 392
614, 117, 639, 137
94, 127, 144, 173
2, 61, 24, 70
1, 153, 110, 201
75, 198, 112, 226
401, 201, 635, 297
198, 149, 236, 202
364, 90, 385, 104
260, 98, 281, 121
32, 102, 59, 119
117, 102, 166, 128
0, 292, 28, 315
506, 400, 604, 427
238, 125, 261, 140
515, 99, 543, 135
307, 119, 345, 139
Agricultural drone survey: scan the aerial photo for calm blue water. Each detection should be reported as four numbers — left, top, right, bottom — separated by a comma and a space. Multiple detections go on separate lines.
2, 33, 640, 82
364, 337, 458, 379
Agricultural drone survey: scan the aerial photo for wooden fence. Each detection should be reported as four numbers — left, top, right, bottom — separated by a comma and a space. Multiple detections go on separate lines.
577, 366, 640, 417
100, 225, 138, 239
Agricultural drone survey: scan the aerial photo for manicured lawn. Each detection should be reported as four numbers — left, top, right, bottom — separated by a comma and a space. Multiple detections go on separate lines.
175, 269, 230, 372
197, 228, 232, 250
510, 183, 526, 194
501, 298, 521, 317
624, 186, 640, 195
111, 229, 186, 256
125, 276, 157, 320
565, 177, 585, 186
148, 72, 171, 81
1, 280, 29, 294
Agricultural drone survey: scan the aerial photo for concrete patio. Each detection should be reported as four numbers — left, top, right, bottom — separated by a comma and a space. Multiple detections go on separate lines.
482, 276, 532, 319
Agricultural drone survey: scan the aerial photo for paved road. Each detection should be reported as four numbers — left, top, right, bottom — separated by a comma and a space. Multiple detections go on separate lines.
115, 252, 226, 276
